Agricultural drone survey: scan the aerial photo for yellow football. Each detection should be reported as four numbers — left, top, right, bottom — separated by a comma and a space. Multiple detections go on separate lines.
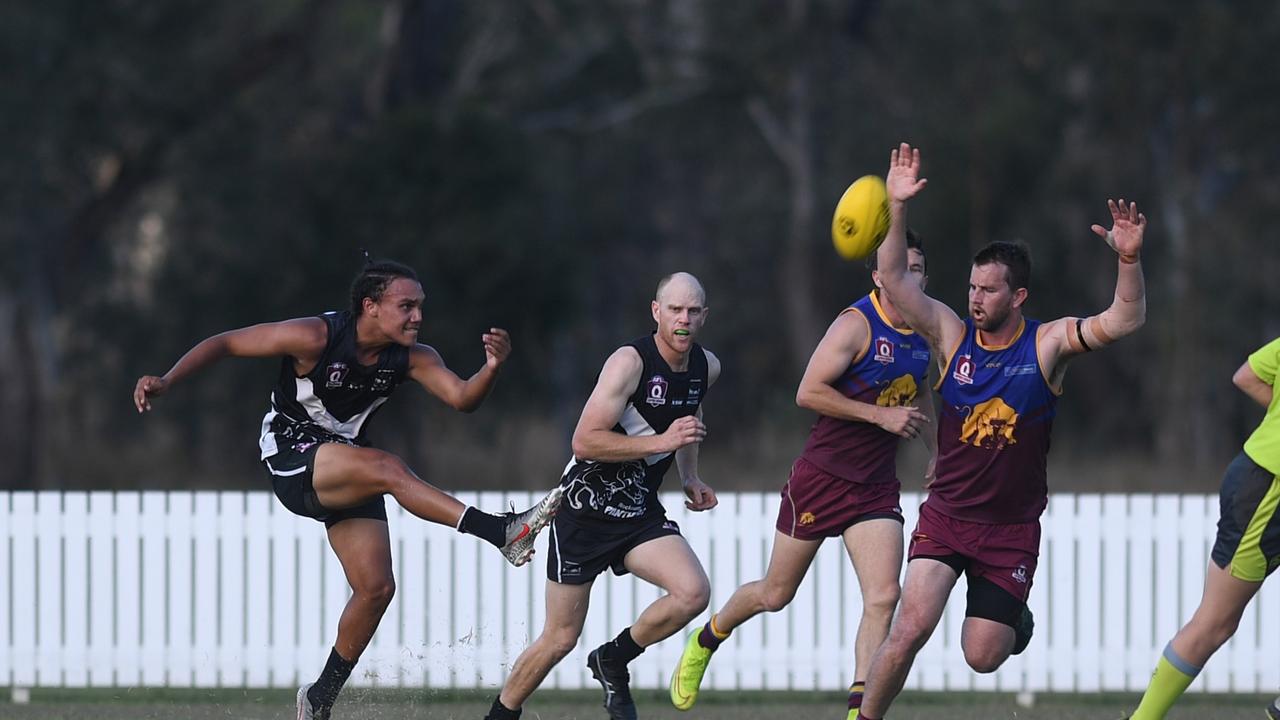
831, 175, 891, 261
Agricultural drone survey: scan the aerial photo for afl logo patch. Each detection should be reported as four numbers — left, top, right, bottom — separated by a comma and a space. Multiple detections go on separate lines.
325, 362, 349, 388
953, 354, 975, 385
873, 337, 895, 364
645, 375, 669, 406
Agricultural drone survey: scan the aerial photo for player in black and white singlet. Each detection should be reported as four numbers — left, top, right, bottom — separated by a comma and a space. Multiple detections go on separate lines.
484, 272, 721, 720
556, 330, 709, 526
134, 258, 562, 720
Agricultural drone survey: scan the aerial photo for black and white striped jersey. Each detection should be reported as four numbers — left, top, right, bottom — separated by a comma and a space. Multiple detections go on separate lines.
258, 310, 410, 459
559, 333, 710, 528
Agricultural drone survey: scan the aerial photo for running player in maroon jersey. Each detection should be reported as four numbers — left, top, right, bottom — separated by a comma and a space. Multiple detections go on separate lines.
670, 238, 935, 719
856, 144, 1148, 720
134, 258, 562, 720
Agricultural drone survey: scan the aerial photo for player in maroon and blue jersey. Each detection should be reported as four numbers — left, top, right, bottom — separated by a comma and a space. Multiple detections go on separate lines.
670, 237, 935, 719
856, 144, 1149, 720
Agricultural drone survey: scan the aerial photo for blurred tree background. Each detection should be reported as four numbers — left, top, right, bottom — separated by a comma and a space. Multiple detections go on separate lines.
3, 0, 1277, 493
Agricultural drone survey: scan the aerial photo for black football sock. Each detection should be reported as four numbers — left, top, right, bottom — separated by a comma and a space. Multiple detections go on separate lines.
457, 506, 506, 548
604, 626, 645, 664
306, 647, 356, 712
485, 696, 522, 720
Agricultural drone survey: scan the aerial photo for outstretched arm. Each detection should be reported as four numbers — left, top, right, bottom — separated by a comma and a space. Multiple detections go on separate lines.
877, 143, 965, 364
408, 328, 511, 413
571, 348, 707, 463
133, 317, 327, 412
1040, 199, 1148, 378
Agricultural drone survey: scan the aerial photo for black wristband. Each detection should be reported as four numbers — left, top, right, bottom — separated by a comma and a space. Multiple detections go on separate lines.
1075, 318, 1094, 353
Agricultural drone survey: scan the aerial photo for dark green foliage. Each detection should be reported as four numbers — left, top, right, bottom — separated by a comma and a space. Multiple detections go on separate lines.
2, 0, 1278, 490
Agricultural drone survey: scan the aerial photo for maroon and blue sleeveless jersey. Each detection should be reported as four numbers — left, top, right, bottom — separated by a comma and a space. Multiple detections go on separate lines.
931, 317, 1059, 524
800, 292, 932, 484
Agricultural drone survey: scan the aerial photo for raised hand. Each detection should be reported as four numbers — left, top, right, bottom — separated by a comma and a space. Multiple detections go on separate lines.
875, 405, 930, 439
133, 375, 169, 413
886, 142, 928, 204
482, 328, 512, 370
662, 415, 707, 452
1091, 198, 1147, 262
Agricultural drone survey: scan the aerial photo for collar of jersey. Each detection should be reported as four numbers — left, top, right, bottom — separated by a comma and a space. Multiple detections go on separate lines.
975, 317, 1025, 351
870, 291, 914, 335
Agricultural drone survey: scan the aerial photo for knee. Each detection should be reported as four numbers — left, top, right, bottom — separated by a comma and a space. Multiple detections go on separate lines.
759, 582, 797, 613
885, 618, 931, 654
371, 454, 414, 494
1208, 617, 1239, 645
863, 584, 901, 618
672, 578, 711, 619
355, 575, 396, 610
963, 644, 1005, 674
665, 571, 716, 617
1187, 613, 1240, 650
540, 627, 581, 659
1207, 621, 1239, 649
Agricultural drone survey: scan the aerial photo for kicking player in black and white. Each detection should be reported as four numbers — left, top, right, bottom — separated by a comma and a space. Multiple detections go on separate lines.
482, 272, 720, 720
133, 258, 562, 720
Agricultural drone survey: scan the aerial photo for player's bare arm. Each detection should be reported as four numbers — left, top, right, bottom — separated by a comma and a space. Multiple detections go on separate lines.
796, 310, 929, 439
917, 378, 938, 484
878, 142, 965, 368
1233, 360, 1274, 409
675, 405, 717, 512
133, 317, 328, 412
572, 347, 707, 463
1038, 199, 1148, 384
675, 350, 720, 511
407, 327, 510, 413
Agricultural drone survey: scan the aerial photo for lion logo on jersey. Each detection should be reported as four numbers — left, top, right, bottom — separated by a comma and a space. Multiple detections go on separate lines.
959, 397, 1019, 450
565, 460, 648, 512
876, 374, 919, 408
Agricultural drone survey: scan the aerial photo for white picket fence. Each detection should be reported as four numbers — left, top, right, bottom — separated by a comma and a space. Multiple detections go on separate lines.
1, 491, 1278, 692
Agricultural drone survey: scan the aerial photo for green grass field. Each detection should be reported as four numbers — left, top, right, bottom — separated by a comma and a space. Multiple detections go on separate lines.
1, 688, 1274, 720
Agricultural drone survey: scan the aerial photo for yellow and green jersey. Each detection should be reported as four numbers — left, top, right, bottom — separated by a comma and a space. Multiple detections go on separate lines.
1244, 336, 1280, 476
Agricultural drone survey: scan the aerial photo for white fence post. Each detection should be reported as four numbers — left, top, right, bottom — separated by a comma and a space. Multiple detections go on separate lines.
4, 490, 1278, 692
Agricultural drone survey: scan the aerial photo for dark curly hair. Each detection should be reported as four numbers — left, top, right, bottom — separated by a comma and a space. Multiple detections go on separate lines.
350, 256, 419, 315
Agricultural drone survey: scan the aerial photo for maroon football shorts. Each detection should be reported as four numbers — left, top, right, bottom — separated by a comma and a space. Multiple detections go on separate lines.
775, 456, 904, 541
907, 499, 1040, 602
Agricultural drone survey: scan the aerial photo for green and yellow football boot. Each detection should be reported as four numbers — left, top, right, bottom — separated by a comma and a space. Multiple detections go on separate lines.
669, 629, 715, 711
